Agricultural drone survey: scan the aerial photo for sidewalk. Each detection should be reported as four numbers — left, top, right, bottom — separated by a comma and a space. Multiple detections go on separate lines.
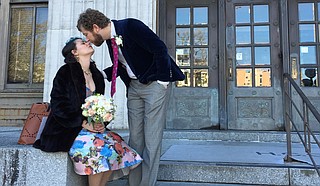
2, 127, 320, 185
1, 127, 319, 169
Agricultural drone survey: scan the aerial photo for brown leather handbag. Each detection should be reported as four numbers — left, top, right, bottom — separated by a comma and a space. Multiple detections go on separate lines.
18, 102, 51, 145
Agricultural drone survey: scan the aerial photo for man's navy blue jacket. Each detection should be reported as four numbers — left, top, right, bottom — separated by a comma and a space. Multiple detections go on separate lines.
103, 18, 185, 87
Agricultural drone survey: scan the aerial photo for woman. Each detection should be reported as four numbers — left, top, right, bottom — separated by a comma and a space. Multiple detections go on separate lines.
33, 37, 142, 186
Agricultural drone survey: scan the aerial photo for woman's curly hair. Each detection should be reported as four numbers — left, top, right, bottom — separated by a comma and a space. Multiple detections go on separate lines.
77, 8, 110, 31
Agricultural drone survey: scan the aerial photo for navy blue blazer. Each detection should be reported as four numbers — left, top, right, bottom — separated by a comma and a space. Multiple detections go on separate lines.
103, 18, 185, 87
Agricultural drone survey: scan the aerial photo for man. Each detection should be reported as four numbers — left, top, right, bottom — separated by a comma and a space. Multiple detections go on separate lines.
77, 8, 185, 186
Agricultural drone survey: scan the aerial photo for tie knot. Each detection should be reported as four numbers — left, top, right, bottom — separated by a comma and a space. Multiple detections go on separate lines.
111, 38, 117, 46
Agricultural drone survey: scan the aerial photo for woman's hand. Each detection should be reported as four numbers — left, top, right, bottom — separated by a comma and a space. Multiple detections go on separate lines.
82, 120, 105, 133
93, 123, 105, 133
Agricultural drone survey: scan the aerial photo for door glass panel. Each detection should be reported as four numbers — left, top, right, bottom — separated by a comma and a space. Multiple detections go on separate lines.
318, 25, 320, 42
298, 3, 314, 21
194, 48, 208, 66
301, 68, 318, 87
176, 8, 190, 25
234, 4, 272, 88
299, 24, 316, 42
253, 5, 269, 23
194, 7, 208, 25
255, 47, 270, 65
193, 69, 208, 87
236, 26, 251, 44
300, 46, 316, 64
175, 5, 210, 88
176, 28, 190, 45
318, 3, 320, 21
255, 68, 271, 87
194, 27, 208, 45
254, 26, 269, 43
297, 2, 320, 87
236, 68, 252, 87
176, 69, 191, 87
176, 48, 190, 66
235, 6, 250, 23
236, 47, 251, 66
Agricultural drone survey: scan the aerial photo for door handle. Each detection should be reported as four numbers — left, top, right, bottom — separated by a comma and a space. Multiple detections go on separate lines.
228, 58, 233, 81
290, 54, 298, 80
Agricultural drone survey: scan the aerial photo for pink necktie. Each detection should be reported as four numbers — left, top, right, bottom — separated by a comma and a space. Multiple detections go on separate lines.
110, 38, 119, 97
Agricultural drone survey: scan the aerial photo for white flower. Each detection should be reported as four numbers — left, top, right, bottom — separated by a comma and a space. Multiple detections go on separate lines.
114, 35, 123, 47
81, 94, 116, 126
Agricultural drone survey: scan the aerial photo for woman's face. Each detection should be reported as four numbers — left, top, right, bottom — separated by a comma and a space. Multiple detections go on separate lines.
73, 39, 94, 57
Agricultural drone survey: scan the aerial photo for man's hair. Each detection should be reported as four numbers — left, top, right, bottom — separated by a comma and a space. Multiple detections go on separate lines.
77, 8, 110, 31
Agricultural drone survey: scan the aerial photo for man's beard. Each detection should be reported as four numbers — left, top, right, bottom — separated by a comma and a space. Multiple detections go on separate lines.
92, 32, 105, 46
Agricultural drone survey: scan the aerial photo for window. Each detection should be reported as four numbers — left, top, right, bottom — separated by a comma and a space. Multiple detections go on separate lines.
298, 2, 320, 87
235, 4, 272, 87
7, 3, 48, 89
175, 6, 209, 87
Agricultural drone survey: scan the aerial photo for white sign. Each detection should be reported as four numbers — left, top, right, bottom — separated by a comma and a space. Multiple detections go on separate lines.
236, 53, 243, 60
301, 47, 309, 53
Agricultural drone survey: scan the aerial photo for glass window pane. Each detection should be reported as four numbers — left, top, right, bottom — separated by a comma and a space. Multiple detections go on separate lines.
318, 3, 320, 21
176, 8, 190, 25
176, 28, 190, 45
255, 68, 271, 87
193, 69, 208, 87
254, 26, 270, 44
301, 68, 317, 87
300, 46, 316, 64
236, 26, 251, 44
255, 47, 270, 65
298, 3, 315, 21
299, 24, 316, 42
194, 27, 208, 45
319, 25, 320, 42
236, 47, 251, 66
8, 7, 33, 83
237, 68, 252, 87
176, 48, 190, 66
177, 69, 191, 87
33, 7, 48, 83
194, 48, 208, 66
253, 5, 269, 23
235, 6, 250, 23
194, 7, 208, 25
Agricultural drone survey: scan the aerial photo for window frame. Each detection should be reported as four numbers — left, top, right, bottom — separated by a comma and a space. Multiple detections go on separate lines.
0, 0, 48, 92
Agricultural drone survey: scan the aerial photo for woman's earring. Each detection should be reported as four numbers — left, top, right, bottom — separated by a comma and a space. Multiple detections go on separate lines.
75, 55, 79, 62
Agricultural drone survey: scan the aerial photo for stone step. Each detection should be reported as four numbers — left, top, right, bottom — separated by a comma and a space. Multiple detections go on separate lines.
162, 130, 309, 143
108, 179, 253, 186
158, 139, 320, 186
158, 160, 320, 185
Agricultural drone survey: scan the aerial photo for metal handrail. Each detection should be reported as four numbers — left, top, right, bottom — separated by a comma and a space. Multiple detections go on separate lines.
283, 73, 320, 176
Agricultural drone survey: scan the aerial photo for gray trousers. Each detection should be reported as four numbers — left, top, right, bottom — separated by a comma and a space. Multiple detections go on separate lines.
127, 80, 171, 186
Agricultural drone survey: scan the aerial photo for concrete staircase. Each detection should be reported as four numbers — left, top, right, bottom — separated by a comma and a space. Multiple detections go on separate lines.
155, 130, 320, 186
1, 127, 320, 186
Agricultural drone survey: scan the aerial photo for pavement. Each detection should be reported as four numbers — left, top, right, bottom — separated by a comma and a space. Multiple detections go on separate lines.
2, 127, 320, 186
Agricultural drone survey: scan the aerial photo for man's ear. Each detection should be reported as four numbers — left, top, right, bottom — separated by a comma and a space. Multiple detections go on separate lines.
93, 24, 101, 33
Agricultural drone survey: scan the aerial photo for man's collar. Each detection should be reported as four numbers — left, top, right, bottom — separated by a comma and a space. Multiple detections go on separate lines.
110, 21, 116, 39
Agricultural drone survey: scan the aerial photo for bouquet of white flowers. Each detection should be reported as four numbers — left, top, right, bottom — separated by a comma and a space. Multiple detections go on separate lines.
81, 94, 116, 127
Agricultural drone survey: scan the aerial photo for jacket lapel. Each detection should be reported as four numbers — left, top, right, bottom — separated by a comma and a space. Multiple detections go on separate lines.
112, 20, 136, 75
68, 62, 86, 104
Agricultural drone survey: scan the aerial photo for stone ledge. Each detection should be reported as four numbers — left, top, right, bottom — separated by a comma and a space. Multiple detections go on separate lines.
1, 148, 87, 186
0, 127, 130, 186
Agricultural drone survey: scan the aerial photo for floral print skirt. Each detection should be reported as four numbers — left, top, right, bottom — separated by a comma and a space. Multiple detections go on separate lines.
69, 129, 142, 179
